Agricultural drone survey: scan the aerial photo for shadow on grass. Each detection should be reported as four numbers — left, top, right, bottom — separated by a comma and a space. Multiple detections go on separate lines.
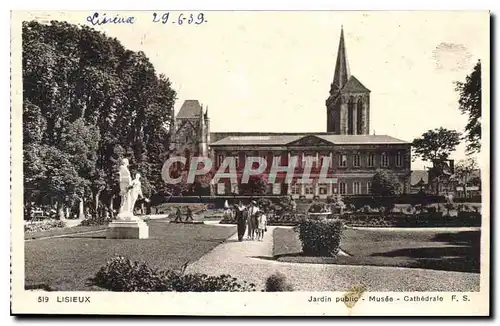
250, 256, 277, 261
369, 231, 480, 273
62, 235, 107, 239
25, 283, 54, 291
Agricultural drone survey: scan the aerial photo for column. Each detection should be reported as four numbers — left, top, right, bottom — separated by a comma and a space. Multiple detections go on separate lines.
340, 102, 348, 134
352, 102, 358, 135
362, 99, 369, 135
314, 180, 319, 197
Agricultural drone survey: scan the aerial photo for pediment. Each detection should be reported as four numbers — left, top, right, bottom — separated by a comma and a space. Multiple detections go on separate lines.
287, 135, 333, 147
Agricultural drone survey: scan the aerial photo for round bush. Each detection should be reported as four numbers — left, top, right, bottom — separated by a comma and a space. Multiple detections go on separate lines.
294, 219, 344, 256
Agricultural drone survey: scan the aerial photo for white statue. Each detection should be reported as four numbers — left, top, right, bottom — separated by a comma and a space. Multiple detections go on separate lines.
130, 173, 147, 214
117, 158, 135, 221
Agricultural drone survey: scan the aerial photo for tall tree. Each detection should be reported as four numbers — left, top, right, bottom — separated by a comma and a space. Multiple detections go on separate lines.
412, 128, 461, 195
22, 20, 177, 219
454, 157, 478, 198
455, 60, 481, 155
239, 175, 268, 196
371, 170, 401, 197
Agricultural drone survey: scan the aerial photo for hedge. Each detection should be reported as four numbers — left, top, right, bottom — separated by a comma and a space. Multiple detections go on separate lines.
294, 219, 344, 257
89, 256, 257, 292
220, 211, 481, 228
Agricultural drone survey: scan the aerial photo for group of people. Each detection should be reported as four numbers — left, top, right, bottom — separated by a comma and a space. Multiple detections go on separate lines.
228, 200, 268, 242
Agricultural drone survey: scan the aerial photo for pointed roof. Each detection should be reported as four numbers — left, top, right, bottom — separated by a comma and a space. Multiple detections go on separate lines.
330, 26, 351, 94
342, 75, 370, 93
177, 100, 203, 118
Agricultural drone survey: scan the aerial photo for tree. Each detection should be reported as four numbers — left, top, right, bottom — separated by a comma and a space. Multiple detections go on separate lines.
22, 21, 177, 219
371, 170, 400, 215
454, 158, 478, 198
239, 175, 268, 196
455, 60, 481, 154
371, 170, 401, 197
412, 128, 461, 163
412, 128, 461, 194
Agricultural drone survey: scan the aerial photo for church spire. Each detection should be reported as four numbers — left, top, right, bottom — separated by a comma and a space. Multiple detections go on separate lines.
330, 26, 351, 94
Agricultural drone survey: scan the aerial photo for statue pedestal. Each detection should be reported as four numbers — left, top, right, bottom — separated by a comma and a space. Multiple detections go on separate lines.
106, 220, 149, 239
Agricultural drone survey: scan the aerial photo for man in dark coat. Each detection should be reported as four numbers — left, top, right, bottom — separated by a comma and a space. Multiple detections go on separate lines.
234, 202, 247, 241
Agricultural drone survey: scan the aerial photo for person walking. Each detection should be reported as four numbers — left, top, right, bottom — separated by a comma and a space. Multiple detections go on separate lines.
185, 207, 194, 222
234, 202, 247, 241
256, 211, 268, 241
247, 200, 260, 240
173, 207, 182, 223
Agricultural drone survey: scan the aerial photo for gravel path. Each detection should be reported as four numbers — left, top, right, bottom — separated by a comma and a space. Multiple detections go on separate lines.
186, 226, 480, 292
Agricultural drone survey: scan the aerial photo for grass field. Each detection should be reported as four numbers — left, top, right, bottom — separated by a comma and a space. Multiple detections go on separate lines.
273, 227, 480, 273
25, 221, 236, 291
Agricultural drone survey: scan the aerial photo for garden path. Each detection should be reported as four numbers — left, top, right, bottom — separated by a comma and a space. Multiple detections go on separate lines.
186, 226, 480, 292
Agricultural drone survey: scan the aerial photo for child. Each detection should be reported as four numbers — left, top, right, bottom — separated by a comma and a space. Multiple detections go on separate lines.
256, 211, 268, 241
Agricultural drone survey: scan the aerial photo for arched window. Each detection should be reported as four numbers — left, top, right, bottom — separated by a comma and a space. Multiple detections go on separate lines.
347, 97, 354, 135
357, 98, 363, 134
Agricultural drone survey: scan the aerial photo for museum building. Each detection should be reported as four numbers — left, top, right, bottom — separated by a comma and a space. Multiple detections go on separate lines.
169, 27, 412, 198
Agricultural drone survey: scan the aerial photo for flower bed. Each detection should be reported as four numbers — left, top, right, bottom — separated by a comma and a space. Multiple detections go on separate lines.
338, 212, 482, 228
220, 213, 307, 226
24, 219, 67, 233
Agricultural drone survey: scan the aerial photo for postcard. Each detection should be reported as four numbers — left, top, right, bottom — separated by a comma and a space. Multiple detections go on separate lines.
10, 10, 490, 316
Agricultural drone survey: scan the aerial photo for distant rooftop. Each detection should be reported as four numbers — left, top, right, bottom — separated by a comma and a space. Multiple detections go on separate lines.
210, 133, 409, 146
177, 100, 202, 118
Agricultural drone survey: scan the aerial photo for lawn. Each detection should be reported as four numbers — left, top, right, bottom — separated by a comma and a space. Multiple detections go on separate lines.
273, 227, 480, 273
25, 221, 237, 291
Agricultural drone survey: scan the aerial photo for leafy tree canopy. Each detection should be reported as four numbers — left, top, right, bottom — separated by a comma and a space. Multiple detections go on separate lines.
455, 60, 481, 155
412, 127, 461, 163
23, 20, 177, 217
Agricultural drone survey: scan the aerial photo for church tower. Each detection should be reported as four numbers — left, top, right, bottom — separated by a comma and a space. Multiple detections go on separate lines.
170, 100, 210, 163
326, 27, 371, 135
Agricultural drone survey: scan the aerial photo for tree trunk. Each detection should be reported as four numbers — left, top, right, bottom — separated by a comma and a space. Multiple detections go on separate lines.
108, 195, 115, 220
95, 190, 102, 218
78, 198, 85, 219
463, 175, 468, 199
57, 201, 65, 220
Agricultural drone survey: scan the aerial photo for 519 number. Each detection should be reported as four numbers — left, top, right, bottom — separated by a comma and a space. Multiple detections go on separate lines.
38, 296, 49, 303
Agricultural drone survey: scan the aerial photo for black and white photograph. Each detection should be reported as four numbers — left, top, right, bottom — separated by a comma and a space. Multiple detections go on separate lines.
10, 9, 490, 316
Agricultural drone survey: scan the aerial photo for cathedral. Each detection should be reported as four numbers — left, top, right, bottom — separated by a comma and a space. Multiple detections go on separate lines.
169, 27, 411, 198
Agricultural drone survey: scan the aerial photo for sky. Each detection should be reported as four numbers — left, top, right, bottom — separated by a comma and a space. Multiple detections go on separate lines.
22, 11, 489, 170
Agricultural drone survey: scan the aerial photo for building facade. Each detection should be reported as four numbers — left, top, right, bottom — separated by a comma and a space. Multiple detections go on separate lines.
169, 27, 412, 198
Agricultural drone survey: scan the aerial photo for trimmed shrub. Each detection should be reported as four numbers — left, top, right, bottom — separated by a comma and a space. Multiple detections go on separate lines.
265, 272, 294, 292
89, 256, 257, 292
294, 219, 343, 256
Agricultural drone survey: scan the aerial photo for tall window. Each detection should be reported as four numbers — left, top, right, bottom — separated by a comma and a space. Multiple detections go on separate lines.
381, 152, 389, 167
305, 185, 314, 195
353, 154, 360, 167
396, 151, 403, 167
367, 181, 372, 194
319, 184, 328, 195
339, 182, 346, 194
234, 154, 239, 168
291, 184, 301, 195
339, 154, 347, 167
367, 154, 375, 167
353, 182, 361, 195
348, 98, 354, 135
217, 154, 224, 167
357, 99, 363, 134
